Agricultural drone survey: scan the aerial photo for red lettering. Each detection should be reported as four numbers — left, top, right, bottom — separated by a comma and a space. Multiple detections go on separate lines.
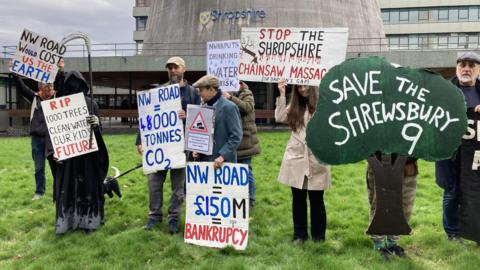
55, 146, 62, 158
284, 29, 291, 39
82, 139, 90, 151
212, 226, 219, 242
239, 229, 248, 246
64, 97, 71, 107
232, 228, 239, 245
267, 29, 275, 39
259, 28, 265, 39
49, 100, 57, 110
185, 223, 191, 239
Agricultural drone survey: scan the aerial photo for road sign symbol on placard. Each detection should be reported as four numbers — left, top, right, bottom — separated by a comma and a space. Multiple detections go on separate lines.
189, 111, 209, 133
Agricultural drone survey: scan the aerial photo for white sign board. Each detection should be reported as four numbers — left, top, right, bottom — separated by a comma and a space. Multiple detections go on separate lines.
185, 105, 215, 155
207, 40, 241, 91
185, 162, 249, 250
238, 27, 348, 86
41, 93, 98, 160
137, 84, 186, 174
10, 29, 66, 83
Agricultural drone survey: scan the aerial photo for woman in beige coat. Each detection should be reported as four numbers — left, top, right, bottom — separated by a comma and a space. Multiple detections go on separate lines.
275, 80, 332, 243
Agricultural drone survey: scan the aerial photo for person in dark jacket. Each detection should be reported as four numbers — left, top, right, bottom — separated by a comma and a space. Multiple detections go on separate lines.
222, 81, 261, 208
52, 70, 109, 235
9, 58, 64, 200
435, 52, 480, 243
135, 56, 201, 234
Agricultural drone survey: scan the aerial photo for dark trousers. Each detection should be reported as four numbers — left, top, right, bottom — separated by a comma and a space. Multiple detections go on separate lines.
291, 187, 326, 240
147, 168, 185, 223
31, 135, 47, 195
443, 189, 460, 236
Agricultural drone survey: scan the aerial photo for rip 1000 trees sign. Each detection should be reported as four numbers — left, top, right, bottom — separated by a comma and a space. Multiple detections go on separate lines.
306, 57, 468, 165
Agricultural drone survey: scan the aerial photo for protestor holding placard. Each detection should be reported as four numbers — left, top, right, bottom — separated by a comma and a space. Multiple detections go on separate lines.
436, 52, 480, 245
8, 58, 64, 201
275, 80, 331, 244
191, 75, 242, 169
50, 70, 109, 235
135, 56, 201, 234
222, 81, 261, 209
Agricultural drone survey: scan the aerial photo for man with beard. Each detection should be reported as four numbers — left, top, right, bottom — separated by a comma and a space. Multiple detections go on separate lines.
436, 52, 480, 245
51, 70, 109, 235
135, 56, 201, 234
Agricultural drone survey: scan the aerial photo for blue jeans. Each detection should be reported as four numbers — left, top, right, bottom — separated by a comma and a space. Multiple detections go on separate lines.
31, 135, 46, 195
238, 158, 255, 208
443, 189, 460, 236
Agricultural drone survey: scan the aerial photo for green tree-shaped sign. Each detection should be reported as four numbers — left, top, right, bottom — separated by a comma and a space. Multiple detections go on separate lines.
306, 57, 467, 165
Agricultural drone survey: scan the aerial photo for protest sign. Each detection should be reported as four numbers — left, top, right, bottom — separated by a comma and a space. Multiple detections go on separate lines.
306, 57, 468, 165
238, 27, 348, 86
185, 105, 215, 155
10, 29, 66, 83
137, 84, 185, 174
207, 40, 241, 91
41, 93, 97, 160
185, 162, 249, 250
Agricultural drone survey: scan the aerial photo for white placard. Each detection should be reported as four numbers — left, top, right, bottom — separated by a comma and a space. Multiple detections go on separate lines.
137, 84, 186, 174
185, 105, 215, 155
185, 162, 249, 250
10, 29, 66, 83
41, 93, 98, 160
207, 40, 241, 91
238, 27, 348, 86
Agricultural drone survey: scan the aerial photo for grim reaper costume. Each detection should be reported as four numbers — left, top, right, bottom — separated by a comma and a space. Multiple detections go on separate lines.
50, 70, 109, 234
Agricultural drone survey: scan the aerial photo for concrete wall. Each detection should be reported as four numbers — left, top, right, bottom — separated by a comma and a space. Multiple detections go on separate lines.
143, 0, 386, 54
384, 22, 480, 35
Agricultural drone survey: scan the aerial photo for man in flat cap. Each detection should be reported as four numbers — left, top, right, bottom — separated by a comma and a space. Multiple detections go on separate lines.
435, 52, 480, 244
191, 75, 242, 169
135, 56, 201, 234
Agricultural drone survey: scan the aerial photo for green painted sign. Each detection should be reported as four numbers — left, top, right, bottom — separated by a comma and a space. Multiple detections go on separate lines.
306, 57, 467, 165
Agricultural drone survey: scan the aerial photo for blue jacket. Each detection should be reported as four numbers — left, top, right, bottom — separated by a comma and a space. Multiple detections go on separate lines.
435, 77, 480, 191
200, 97, 242, 163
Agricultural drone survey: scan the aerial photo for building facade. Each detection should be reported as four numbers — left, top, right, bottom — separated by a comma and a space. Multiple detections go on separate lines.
380, 0, 480, 50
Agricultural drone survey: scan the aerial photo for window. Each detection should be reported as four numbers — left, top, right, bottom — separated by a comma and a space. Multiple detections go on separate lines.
390, 10, 399, 24
381, 11, 390, 24
438, 8, 449, 21
459, 34, 468, 48
448, 34, 458, 48
399, 36, 409, 48
136, 16, 147, 31
409, 10, 419, 23
459, 8, 469, 21
389, 36, 399, 49
135, 0, 150, 7
136, 41, 143, 55
409, 35, 419, 49
429, 9, 439, 22
469, 7, 478, 21
399, 10, 409, 23
449, 8, 458, 22
468, 34, 479, 48
428, 35, 438, 49
438, 35, 448, 48
418, 8, 429, 21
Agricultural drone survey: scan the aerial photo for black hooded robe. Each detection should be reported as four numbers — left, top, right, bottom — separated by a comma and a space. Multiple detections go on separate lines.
51, 71, 109, 234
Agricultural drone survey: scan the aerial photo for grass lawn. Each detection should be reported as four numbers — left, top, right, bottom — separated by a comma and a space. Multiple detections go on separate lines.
0, 132, 479, 270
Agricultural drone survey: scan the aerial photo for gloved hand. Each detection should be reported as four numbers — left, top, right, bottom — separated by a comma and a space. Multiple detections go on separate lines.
86, 115, 99, 128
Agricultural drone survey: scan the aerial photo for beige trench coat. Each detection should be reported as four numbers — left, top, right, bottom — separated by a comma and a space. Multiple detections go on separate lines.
275, 96, 332, 190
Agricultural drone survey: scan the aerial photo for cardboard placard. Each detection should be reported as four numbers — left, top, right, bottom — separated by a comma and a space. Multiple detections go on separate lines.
185, 105, 215, 155
207, 40, 241, 91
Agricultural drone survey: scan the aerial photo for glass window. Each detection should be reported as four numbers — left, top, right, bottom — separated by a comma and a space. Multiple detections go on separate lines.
409, 10, 419, 23
390, 10, 399, 24
438, 8, 449, 21
399, 10, 409, 23
448, 34, 458, 48
419, 8, 429, 21
136, 16, 147, 31
399, 36, 409, 48
449, 8, 458, 22
468, 34, 479, 48
381, 11, 390, 24
389, 36, 399, 49
438, 35, 448, 48
136, 41, 143, 55
429, 9, 438, 22
469, 7, 478, 21
459, 34, 468, 48
428, 35, 438, 49
459, 8, 469, 21
409, 35, 419, 49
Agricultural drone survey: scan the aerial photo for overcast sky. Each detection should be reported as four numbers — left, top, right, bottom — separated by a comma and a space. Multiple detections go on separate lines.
0, 0, 135, 46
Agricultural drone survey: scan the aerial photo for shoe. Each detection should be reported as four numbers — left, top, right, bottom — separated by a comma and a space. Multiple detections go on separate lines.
447, 234, 463, 242
292, 238, 306, 245
388, 244, 407, 258
144, 218, 159, 230
169, 221, 179, 234
32, 194, 44, 201
377, 247, 392, 261
312, 236, 325, 242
